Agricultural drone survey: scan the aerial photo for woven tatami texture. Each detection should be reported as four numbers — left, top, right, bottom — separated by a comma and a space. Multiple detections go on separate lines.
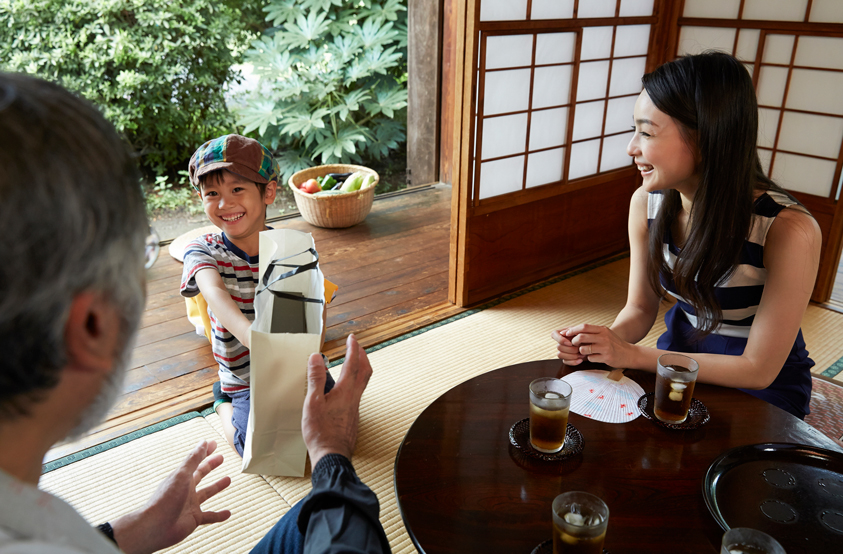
40, 417, 292, 554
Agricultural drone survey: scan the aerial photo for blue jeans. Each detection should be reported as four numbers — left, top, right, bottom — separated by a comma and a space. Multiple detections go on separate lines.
249, 500, 304, 554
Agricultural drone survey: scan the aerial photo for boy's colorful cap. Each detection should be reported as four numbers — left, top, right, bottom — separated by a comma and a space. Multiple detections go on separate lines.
189, 134, 279, 191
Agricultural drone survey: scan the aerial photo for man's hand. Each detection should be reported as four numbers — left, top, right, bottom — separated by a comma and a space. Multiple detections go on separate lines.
302, 334, 373, 469
110, 440, 232, 554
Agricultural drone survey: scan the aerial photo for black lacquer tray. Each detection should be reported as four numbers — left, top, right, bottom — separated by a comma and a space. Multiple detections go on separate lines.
703, 443, 843, 553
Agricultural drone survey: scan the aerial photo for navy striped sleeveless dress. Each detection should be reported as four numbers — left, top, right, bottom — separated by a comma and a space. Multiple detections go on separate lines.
648, 190, 814, 419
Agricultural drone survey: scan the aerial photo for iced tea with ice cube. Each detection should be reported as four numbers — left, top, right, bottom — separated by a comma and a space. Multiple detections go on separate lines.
529, 378, 572, 453
551, 492, 609, 554
654, 354, 699, 424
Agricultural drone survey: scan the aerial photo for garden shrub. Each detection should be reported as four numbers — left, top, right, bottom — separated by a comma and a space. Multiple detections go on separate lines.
0, 0, 260, 182
234, 0, 408, 184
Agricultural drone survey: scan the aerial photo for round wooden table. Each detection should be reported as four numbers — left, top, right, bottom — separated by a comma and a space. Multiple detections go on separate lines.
393, 360, 841, 553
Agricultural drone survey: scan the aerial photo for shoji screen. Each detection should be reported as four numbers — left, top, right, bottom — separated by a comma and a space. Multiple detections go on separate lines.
675, 0, 843, 301
470, 0, 655, 206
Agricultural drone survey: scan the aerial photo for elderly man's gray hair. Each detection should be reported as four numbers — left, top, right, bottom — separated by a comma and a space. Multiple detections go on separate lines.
0, 73, 148, 418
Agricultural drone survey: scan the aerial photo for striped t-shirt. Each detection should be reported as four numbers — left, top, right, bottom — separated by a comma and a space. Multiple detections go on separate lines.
648, 190, 805, 339
180, 233, 257, 393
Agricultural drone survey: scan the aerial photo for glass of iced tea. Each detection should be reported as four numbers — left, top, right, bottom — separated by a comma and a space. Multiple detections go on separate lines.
654, 353, 699, 424
721, 528, 786, 554
529, 378, 572, 453
552, 491, 609, 554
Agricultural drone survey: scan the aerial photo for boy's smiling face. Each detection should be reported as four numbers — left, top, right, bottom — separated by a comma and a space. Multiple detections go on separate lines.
200, 170, 277, 250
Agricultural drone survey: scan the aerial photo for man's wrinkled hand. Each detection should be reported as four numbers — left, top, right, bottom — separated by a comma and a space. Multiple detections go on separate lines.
111, 440, 231, 554
302, 334, 373, 469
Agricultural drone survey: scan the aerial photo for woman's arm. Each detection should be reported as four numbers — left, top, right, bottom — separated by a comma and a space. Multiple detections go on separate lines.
571, 206, 821, 389
194, 268, 253, 349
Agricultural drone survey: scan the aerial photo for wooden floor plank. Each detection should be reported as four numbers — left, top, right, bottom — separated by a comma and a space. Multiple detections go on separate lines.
47, 185, 455, 463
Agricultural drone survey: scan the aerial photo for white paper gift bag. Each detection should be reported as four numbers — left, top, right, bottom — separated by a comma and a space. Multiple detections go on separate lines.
242, 228, 325, 476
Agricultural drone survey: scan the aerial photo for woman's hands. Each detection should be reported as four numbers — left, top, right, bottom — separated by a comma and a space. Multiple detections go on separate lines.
551, 324, 636, 368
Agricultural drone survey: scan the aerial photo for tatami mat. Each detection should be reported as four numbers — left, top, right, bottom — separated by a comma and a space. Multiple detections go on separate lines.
41, 257, 843, 553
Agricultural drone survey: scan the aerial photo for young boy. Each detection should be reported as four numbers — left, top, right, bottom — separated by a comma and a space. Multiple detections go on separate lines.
180, 134, 332, 456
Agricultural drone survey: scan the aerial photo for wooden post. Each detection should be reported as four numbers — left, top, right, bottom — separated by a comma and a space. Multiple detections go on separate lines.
408, 0, 442, 187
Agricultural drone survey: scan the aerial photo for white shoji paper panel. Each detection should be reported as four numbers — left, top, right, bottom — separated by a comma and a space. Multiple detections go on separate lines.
533, 65, 574, 109
609, 56, 646, 97
743, 0, 808, 22
578, 0, 617, 19
529, 108, 569, 150
601, 132, 634, 172
683, 0, 740, 19
582, 27, 614, 61
526, 148, 565, 188
762, 35, 795, 65
736, 30, 760, 63
478, 156, 525, 199
536, 33, 576, 65
605, 95, 638, 134
810, 0, 843, 23
481, 113, 529, 160
614, 25, 650, 58
756, 66, 789, 108
677, 26, 736, 57
744, 63, 755, 79
786, 69, 843, 116
480, 0, 528, 21
759, 148, 773, 176
577, 61, 610, 102
772, 152, 836, 196
795, 37, 843, 71
573, 101, 606, 141
531, 0, 575, 20
484, 69, 532, 115
486, 35, 534, 70
619, 0, 654, 17
569, 139, 601, 179
778, 112, 843, 160
757, 108, 780, 149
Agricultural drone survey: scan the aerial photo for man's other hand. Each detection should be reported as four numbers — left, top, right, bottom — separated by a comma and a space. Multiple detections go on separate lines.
303, 334, 373, 469
111, 440, 232, 554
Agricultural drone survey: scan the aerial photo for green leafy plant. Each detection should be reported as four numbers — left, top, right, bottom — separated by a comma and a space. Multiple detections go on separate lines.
145, 172, 203, 216
0, 0, 260, 182
234, 0, 408, 184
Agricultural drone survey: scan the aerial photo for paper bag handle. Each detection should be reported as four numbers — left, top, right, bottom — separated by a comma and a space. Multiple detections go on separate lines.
257, 247, 324, 305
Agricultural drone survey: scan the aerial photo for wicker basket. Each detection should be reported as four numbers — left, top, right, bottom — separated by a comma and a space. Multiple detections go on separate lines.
288, 164, 379, 228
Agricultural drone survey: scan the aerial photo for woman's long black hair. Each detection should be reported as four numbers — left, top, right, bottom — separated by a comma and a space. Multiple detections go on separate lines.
644, 51, 787, 337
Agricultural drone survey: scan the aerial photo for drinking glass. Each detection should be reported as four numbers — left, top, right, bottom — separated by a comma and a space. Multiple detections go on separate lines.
529, 378, 572, 453
721, 527, 786, 554
654, 353, 699, 424
552, 491, 609, 554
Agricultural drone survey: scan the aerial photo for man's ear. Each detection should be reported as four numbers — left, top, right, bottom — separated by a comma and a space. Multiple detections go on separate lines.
64, 292, 123, 374
264, 180, 278, 205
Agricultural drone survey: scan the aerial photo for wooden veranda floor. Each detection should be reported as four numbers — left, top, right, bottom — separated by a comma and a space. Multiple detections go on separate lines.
47, 184, 461, 462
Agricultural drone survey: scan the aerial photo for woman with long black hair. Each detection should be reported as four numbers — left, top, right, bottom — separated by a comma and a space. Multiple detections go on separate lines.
553, 51, 821, 419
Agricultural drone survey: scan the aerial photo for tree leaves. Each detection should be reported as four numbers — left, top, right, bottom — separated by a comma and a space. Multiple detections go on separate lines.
234, 0, 407, 179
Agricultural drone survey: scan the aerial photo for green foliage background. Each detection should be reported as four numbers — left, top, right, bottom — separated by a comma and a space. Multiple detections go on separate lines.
0, 0, 262, 182
234, 0, 409, 185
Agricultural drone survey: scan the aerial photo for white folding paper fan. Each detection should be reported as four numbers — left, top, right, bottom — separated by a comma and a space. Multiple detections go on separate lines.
564, 369, 645, 423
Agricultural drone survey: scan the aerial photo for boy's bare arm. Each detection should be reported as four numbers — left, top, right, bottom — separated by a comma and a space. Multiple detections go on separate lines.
194, 268, 253, 349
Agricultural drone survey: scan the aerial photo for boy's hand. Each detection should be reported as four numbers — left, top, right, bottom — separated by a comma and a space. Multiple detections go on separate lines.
302, 334, 373, 469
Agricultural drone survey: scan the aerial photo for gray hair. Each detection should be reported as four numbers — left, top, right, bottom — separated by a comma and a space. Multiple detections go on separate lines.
0, 73, 148, 418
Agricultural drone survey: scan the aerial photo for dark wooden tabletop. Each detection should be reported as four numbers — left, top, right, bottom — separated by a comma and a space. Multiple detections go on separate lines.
393, 359, 842, 554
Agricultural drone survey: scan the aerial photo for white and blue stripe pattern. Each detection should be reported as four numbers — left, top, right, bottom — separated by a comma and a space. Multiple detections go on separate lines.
648, 190, 803, 339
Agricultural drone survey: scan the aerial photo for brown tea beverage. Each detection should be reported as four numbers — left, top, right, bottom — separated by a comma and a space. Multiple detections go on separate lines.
528, 378, 572, 454
530, 401, 569, 453
654, 365, 697, 423
654, 354, 699, 424
552, 492, 609, 554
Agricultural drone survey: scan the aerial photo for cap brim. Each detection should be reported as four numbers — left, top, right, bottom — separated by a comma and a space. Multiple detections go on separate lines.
194, 161, 269, 184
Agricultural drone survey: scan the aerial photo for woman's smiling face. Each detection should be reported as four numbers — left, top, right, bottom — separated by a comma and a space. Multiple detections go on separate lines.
627, 90, 700, 196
